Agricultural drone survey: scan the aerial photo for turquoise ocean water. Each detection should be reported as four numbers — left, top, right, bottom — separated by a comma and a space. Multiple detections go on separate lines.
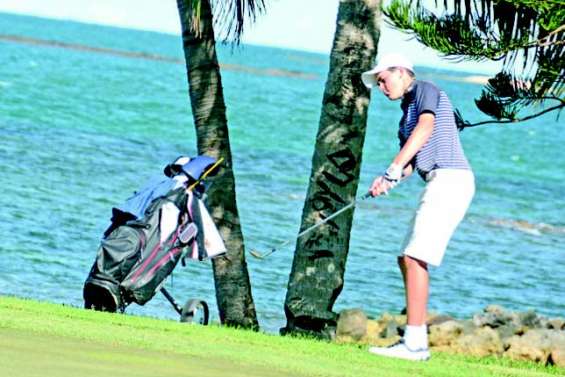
1, 13, 563, 332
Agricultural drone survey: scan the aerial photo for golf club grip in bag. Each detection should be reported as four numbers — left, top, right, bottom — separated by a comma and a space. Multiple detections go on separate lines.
83, 187, 198, 312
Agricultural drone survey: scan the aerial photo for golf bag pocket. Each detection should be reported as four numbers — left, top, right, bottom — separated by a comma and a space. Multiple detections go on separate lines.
84, 225, 144, 312
179, 222, 198, 244
98, 226, 144, 280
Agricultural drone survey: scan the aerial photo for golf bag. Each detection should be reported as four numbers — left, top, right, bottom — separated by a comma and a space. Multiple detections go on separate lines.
83, 156, 225, 315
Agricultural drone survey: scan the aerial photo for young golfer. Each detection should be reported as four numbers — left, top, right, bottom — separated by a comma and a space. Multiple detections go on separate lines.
361, 53, 475, 361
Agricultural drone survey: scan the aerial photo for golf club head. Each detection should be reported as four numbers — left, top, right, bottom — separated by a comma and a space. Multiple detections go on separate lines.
249, 248, 276, 259
249, 249, 265, 259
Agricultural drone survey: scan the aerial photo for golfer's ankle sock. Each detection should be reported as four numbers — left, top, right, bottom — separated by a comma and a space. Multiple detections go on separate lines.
404, 324, 428, 350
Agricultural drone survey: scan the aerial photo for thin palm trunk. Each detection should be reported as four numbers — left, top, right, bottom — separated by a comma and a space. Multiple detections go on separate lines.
176, 0, 259, 329
282, 0, 381, 339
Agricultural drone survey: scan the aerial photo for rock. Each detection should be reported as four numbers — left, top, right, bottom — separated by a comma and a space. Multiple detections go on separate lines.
504, 334, 550, 364
550, 348, 565, 368
393, 314, 407, 327
473, 305, 513, 328
363, 313, 404, 346
365, 319, 401, 346
503, 329, 565, 365
378, 312, 395, 323
429, 320, 464, 347
485, 304, 506, 316
547, 318, 565, 331
379, 318, 400, 339
518, 310, 543, 329
337, 306, 565, 368
548, 331, 565, 366
427, 313, 455, 327
454, 327, 504, 357
336, 308, 367, 342
366, 319, 384, 339
460, 319, 479, 334
366, 312, 401, 339
473, 306, 548, 332
495, 324, 523, 341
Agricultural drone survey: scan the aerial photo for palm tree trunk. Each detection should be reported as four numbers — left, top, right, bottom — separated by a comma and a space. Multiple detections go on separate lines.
282, 0, 381, 339
176, 0, 259, 330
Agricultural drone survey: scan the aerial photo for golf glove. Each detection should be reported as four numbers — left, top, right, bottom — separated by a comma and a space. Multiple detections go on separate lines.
382, 163, 402, 190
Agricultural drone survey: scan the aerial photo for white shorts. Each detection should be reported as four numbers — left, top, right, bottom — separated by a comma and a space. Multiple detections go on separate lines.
400, 169, 475, 267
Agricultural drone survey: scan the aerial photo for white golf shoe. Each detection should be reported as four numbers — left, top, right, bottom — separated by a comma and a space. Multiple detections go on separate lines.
368, 340, 430, 361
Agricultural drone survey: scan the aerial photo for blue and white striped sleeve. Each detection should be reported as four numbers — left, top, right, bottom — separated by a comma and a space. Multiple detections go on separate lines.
415, 81, 441, 116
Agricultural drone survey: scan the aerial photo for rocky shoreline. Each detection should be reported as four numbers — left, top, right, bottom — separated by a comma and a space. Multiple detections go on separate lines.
336, 305, 565, 367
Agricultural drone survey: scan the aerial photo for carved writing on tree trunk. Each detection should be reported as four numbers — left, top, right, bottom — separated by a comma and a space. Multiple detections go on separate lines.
305, 147, 358, 253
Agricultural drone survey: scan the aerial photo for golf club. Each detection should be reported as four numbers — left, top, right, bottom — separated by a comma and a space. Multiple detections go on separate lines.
187, 157, 224, 192
249, 192, 372, 259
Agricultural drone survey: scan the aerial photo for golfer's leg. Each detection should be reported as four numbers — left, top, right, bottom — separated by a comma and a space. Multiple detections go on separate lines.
367, 255, 431, 360
404, 255, 428, 326
398, 256, 407, 289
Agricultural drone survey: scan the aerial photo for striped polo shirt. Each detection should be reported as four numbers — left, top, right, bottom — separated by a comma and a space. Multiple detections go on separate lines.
399, 80, 471, 180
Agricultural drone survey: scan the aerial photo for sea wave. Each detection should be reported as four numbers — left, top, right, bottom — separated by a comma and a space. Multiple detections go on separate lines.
487, 218, 565, 236
0, 34, 318, 80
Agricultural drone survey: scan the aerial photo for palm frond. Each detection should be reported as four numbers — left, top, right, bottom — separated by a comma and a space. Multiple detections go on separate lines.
211, 0, 266, 43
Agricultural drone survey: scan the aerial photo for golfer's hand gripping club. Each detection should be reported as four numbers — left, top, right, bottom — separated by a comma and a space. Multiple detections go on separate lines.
249, 192, 372, 259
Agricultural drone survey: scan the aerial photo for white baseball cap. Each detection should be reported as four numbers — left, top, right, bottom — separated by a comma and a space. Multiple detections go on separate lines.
361, 53, 415, 88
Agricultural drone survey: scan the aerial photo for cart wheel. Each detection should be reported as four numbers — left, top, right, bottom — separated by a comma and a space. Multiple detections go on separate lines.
180, 299, 209, 325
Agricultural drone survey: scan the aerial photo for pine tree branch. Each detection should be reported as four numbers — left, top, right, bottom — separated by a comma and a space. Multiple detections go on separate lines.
459, 102, 565, 128
521, 24, 565, 49
386, 0, 564, 126
384, 1, 536, 61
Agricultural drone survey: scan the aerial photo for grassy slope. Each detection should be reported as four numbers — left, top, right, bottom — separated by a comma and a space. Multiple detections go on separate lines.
0, 296, 562, 377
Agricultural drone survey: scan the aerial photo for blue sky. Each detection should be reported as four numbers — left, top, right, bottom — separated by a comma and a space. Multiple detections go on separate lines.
0, 0, 500, 73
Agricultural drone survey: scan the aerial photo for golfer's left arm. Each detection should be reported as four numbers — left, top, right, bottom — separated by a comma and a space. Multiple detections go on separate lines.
369, 113, 434, 197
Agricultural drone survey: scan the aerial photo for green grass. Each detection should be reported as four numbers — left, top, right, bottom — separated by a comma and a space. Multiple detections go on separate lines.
0, 296, 563, 377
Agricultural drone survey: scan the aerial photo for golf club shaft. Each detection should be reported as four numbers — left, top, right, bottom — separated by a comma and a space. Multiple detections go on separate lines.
296, 196, 363, 239
256, 192, 371, 258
